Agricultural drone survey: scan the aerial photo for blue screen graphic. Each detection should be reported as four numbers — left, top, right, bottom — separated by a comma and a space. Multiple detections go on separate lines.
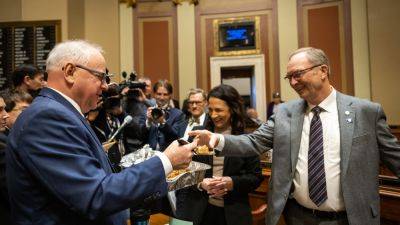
226, 28, 247, 41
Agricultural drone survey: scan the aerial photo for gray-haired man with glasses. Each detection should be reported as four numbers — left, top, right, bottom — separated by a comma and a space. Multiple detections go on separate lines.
190, 47, 400, 225
6, 40, 195, 225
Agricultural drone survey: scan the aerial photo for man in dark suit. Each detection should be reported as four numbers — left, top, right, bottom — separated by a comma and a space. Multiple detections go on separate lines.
190, 47, 400, 225
182, 88, 208, 140
6, 40, 194, 225
141, 79, 186, 151
0, 95, 10, 225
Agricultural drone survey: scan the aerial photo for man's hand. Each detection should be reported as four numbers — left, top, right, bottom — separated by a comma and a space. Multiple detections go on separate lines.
188, 130, 219, 148
146, 107, 154, 123
164, 140, 195, 170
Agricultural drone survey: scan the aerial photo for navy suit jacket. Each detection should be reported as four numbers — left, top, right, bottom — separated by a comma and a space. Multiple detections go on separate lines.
141, 108, 187, 151
6, 88, 168, 225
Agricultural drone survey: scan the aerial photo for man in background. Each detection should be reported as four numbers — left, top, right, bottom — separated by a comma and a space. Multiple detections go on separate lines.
6, 40, 194, 225
0, 93, 9, 225
11, 64, 46, 98
138, 77, 156, 107
142, 79, 186, 151
182, 88, 208, 141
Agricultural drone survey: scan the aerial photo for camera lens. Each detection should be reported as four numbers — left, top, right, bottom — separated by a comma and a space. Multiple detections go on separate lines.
151, 108, 163, 120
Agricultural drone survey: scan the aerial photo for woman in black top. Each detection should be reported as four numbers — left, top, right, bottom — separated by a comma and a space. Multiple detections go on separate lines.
176, 84, 263, 225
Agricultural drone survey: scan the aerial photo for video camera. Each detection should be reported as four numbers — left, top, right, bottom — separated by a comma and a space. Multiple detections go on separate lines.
120, 71, 147, 99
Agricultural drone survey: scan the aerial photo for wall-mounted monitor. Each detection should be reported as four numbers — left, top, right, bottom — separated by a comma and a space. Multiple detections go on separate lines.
214, 17, 260, 56
219, 22, 255, 51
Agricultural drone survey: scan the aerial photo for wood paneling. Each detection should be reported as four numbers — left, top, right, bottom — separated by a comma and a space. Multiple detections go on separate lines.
307, 5, 343, 91
195, 0, 280, 103
298, 0, 354, 95
133, 1, 179, 98
142, 20, 171, 83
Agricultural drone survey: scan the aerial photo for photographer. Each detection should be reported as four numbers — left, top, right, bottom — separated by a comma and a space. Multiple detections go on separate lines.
86, 83, 128, 171
119, 73, 150, 154
141, 79, 186, 152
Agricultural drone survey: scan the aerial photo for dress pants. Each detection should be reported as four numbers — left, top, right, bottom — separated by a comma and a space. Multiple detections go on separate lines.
283, 199, 349, 225
199, 203, 226, 225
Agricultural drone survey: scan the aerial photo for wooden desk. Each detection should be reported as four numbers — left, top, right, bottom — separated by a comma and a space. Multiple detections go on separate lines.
250, 168, 400, 225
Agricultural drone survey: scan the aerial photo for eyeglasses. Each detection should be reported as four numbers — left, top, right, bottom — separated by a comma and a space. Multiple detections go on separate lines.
75, 64, 112, 83
188, 101, 204, 105
284, 64, 322, 81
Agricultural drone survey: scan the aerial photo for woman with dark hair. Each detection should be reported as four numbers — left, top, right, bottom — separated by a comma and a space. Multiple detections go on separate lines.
176, 84, 263, 225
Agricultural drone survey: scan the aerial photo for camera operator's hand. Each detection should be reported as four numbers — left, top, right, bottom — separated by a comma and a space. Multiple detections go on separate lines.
136, 88, 146, 102
146, 107, 154, 123
164, 140, 196, 169
120, 86, 130, 96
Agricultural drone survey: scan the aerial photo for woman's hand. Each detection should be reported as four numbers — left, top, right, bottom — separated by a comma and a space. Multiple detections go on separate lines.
201, 176, 233, 198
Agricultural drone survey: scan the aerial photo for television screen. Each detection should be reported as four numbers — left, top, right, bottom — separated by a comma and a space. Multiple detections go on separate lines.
219, 21, 255, 51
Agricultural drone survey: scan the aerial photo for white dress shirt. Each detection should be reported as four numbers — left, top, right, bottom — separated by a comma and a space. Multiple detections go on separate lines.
293, 88, 344, 211
214, 88, 344, 211
49, 88, 173, 175
183, 112, 206, 140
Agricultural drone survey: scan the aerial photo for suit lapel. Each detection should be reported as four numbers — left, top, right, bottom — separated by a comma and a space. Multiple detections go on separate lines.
337, 92, 355, 178
290, 100, 307, 174
38, 88, 114, 172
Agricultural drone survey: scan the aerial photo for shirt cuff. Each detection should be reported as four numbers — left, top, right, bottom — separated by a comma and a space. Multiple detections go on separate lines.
214, 133, 225, 152
154, 151, 173, 176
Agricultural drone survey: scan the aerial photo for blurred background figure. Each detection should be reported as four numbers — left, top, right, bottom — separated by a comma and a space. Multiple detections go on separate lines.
11, 65, 46, 98
266, 91, 284, 119
176, 84, 263, 225
138, 77, 156, 107
0, 91, 13, 225
246, 107, 263, 125
182, 88, 208, 141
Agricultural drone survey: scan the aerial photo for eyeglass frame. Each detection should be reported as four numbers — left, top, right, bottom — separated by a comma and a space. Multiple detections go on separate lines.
187, 100, 205, 106
284, 64, 323, 81
62, 63, 112, 83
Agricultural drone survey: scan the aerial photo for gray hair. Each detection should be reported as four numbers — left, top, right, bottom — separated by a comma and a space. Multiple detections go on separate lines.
289, 47, 331, 75
138, 77, 151, 83
46, 40, 104, 71
187, 88, 206, 100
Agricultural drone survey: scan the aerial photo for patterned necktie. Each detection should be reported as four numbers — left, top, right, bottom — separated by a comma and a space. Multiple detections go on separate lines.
308, 106, 327, 206
188, 117, 200, 126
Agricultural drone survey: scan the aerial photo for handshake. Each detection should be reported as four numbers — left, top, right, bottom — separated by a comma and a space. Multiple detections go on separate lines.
163, 130, 219, 170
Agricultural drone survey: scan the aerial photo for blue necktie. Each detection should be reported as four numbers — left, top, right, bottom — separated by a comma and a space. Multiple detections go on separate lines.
308, 106, 327, 206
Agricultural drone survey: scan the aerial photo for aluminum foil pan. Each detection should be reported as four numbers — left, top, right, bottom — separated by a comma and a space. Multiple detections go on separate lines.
120, 145, 211, 191
166, 160, 210, 191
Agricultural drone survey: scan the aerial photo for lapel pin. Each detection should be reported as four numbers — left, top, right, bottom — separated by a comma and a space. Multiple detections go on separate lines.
346, 118, 352, 123
345, 111, 350, 115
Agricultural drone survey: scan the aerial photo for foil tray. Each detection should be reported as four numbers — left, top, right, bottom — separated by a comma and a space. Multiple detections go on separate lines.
120, 145, 211, 191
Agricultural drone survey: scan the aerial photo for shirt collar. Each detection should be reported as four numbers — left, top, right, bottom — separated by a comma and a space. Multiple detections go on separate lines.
307, 87, 337, 113
48, 87, 84, 117
189, 112, 206, 125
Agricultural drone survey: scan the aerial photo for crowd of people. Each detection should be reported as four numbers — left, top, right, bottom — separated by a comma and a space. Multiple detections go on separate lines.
0, 39, 398, 225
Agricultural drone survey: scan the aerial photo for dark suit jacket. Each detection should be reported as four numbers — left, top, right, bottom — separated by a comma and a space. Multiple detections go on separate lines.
176, 125, 263, 225
141, 108, 187, 151
222, 92, 400, 225
6, 88, 168, 225
0, 132, 10, 225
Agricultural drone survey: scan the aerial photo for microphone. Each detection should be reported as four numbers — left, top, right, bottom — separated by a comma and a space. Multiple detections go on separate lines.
108, 115, 133, 142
